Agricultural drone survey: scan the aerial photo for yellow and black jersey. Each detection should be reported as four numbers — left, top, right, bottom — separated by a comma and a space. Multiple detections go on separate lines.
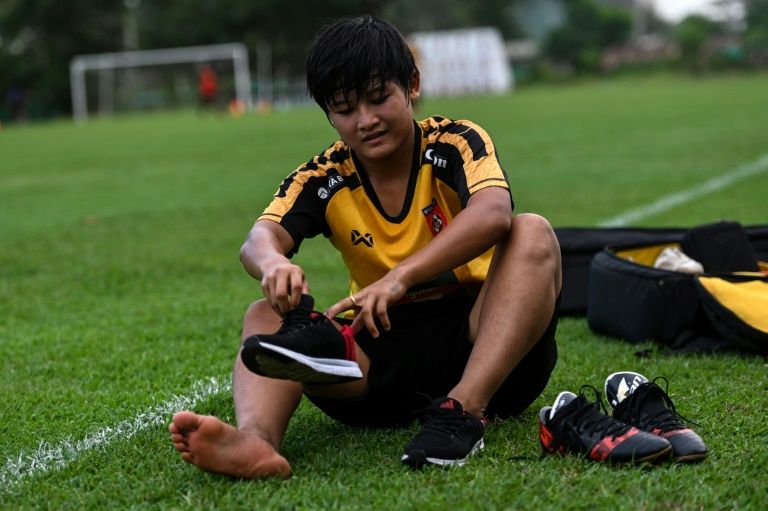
259, 116, 512, 301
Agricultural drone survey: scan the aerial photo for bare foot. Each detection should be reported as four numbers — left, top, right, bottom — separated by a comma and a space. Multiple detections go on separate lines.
169, 411, 291, 479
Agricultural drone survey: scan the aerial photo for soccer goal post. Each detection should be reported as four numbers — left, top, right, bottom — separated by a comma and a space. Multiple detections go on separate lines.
69, 43, 253, 123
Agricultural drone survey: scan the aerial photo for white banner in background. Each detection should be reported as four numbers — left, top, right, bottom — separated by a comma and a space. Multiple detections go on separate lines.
409, 27, 513, 97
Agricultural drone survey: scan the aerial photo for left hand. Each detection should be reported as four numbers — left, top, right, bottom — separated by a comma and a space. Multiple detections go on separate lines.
325, 272, 408, 338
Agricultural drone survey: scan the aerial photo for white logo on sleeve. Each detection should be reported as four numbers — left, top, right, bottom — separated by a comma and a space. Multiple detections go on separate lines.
327, 175, 344, 190
425, 148, 448, 169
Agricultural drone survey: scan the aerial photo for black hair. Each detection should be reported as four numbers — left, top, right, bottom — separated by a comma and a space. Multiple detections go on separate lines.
306, 15, 418, 115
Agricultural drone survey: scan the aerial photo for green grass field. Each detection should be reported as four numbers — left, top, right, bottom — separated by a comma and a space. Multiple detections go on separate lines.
1, 74, 767, 510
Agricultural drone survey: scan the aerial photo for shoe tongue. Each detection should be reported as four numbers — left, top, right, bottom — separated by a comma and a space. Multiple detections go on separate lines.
550, 391, 577, 420
298, 294, 315, 311
280, 294, 317, 331
605, 371, 649, 408
637, 384, 669, 414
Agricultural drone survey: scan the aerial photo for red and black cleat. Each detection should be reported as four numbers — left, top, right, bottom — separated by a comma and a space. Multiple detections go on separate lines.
605, 372, 707, 463
539, 387, 672, 465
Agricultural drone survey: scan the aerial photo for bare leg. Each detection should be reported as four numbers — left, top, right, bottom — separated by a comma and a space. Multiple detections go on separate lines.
170, 300, 371, 478
448, 213, 562, 416
169, 301, 301, 478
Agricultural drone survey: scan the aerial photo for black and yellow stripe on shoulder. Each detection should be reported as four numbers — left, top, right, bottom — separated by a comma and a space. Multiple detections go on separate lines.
265, 141, 355, 217
419, 116, 509, 197
258, 140, 362, 255
273, 142, 353, 198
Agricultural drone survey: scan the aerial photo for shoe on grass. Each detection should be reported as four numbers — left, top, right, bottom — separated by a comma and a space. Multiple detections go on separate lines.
539, 387, 672, 465
240, 294, 362, 384
605, 371, 707, 463
402, 397, 486, 468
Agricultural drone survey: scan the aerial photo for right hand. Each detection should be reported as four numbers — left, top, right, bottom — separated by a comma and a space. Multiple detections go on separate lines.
325, 269, 407, 338
259, 257, 309, 316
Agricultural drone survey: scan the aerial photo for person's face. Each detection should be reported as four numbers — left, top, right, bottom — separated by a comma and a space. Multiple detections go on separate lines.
327, 75, 420, 164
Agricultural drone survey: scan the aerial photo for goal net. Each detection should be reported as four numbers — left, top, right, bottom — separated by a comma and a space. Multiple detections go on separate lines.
69, 43, 253, 122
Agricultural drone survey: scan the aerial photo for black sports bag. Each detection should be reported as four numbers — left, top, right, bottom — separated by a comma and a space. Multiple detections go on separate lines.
586, 221, 768, 354
555, 223, 768, 315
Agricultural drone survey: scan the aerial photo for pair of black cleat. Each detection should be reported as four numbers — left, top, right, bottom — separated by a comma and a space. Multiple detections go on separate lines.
539, 372, 707, 465
241, 294, 485, 468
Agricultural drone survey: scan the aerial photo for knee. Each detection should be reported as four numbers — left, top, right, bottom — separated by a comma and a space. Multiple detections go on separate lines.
242, 299, 281, 342
245, 299, 274, 318
511, 213, 561, 268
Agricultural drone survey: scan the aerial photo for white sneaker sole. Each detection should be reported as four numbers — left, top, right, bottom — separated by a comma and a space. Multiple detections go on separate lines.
256, 341, 363, 383
402, 438, 485, 467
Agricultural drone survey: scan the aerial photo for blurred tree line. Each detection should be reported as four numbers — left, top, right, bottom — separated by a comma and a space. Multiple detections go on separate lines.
0, 0, 766, 121
0, 0, 524, 119
544, 0, 632, 72
745, 0, 768, 64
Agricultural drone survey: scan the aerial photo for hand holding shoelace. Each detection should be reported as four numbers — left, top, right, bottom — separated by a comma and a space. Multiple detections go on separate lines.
325, 271, 408, 337
260, 257, 310, 316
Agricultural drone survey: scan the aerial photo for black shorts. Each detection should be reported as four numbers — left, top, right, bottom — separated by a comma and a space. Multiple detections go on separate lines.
306, 295, 559, 427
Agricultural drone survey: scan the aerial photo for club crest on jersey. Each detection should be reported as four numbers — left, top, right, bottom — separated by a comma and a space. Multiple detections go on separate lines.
421, 198, 448, 236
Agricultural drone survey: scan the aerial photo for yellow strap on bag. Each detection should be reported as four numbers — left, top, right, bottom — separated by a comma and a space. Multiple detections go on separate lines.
697, 277, 768, 333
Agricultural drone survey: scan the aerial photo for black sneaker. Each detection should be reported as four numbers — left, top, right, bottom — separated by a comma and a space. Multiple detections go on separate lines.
240, 294, 363, 384
605, 371, 707, 463
402, 397, 486, 468
539, 387, 672, 465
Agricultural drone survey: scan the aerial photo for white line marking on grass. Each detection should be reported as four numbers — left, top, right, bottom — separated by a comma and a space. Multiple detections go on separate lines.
0, 375, 230, 492
598, 153, 768, 227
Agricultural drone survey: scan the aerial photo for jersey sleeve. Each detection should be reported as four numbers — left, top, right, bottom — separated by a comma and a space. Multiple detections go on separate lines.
454, 120, 508, 189
443, 119, 512, 209
258, 161, 330, 257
